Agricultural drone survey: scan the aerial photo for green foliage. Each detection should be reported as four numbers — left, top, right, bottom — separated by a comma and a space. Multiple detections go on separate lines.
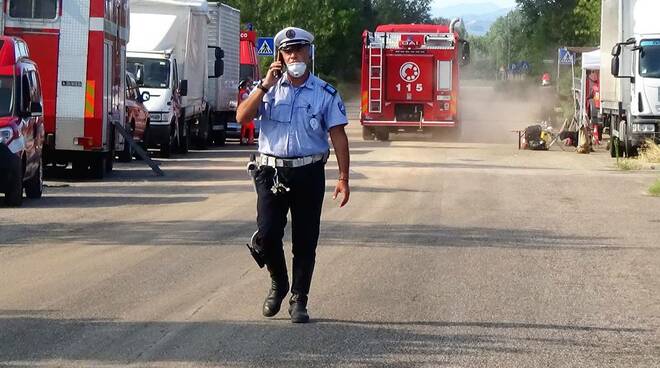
219, 0, 432, 80
470, 0, 602, 79
649, 179, 660, 197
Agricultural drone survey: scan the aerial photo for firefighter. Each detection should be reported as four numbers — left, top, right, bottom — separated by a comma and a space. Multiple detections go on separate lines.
238, 78, 255, 145
236, 27, 350, 323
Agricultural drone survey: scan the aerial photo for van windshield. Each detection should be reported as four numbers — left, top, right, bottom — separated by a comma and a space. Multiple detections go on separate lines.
0, 76, 14, 117
127, 58, 170, 89
639, 40, 660, 78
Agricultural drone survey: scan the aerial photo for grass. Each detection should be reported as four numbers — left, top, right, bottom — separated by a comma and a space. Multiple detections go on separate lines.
616, 139, 660, 170
616, 158, 643, 170
650, 179, 660, 197
639, 139, 660, 164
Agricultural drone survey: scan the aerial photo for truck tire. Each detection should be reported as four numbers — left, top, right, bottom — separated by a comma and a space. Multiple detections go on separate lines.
194, 112, 210, 150
216, 131, 227, 146
160, 124, 174, 158
4, 165, 23, 207
90, 154, 107, 179
362, 126, 375, 141
118, 123, 134, 162
177, 120, 190, 154
25, 157, 43, 199
375, 128, 389, 141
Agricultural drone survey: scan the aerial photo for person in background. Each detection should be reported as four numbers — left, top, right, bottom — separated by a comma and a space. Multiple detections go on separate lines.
238, 78, 255, 145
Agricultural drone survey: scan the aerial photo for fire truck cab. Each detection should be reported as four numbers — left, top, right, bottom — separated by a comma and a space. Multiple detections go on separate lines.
3, 0, 130, 179
360, 21, 470, 141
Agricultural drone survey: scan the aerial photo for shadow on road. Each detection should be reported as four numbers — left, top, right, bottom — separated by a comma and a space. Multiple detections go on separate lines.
0, 311, 650, 367
0, 220, 642, 252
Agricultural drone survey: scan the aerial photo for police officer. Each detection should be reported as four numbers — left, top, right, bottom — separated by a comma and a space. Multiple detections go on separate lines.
236, 27, 350, 323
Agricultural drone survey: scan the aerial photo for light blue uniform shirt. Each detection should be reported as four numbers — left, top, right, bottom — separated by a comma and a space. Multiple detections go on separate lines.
253, 74, 348, 158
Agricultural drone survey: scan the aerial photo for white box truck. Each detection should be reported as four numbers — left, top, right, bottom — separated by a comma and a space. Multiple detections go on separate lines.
127, 0, 224, 156
601, 0, 660, 157
207, 3, 240, 146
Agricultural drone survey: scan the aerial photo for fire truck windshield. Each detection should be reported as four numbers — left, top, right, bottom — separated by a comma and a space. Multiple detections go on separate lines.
0, 76, 14, 117
127, 58, 171, 89
639, 40, 660, 78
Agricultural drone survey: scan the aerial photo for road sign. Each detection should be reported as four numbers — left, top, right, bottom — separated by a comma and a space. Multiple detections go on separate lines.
558, 48, 574, 65
520, 61, 530, 72
256, 37, 275, 57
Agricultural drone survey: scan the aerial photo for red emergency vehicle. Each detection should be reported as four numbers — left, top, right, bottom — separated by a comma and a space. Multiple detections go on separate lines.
3, 0, 129, 178
239, 28, 260, 82
360, 21, 470, 141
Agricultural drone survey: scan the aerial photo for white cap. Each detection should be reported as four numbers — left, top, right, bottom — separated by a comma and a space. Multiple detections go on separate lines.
274, 27, 314, 50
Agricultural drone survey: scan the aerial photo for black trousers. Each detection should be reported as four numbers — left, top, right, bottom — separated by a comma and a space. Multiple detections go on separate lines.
254, 161, 325, 296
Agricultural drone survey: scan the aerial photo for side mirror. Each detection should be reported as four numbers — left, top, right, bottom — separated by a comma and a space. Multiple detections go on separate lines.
30, 101, 43, 116
179, 79, 188, 97
215, 47, 224, 60
213, 60, 224, 78
611, 56, 620, 77
140, 91, 150, 102
136, 65, 145, 85
612, 44, 621, 57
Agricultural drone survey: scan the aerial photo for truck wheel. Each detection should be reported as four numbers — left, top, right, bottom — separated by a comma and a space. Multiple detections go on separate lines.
118, 124, 134, 162
25, 157, 43, 199
375, 128, 389, 141
4, 165, 23, 207
177, 120, 190, 154
90, 154, 106, 179
362, 126, 375, 141
216, 131, 227, 146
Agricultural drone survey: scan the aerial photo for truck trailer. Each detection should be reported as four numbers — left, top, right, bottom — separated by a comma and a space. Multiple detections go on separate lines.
206, 2, 240, 146
601, 0, 660, 157
360, 21, 470, 141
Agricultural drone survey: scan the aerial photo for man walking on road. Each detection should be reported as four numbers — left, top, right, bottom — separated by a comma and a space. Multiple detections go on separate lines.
236, 26, 351, 323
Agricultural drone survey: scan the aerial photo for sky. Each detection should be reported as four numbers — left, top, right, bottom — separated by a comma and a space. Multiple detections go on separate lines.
432, 0, 517, 9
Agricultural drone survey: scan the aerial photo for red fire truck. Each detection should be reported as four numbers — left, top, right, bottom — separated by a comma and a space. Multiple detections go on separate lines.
3, 0, 129, 178
360, 21, 470, 141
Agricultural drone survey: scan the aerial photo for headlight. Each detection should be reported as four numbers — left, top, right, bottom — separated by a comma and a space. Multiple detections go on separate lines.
149, 112, 167, 122
0, 127, 13, 144
632, 124, 656, 133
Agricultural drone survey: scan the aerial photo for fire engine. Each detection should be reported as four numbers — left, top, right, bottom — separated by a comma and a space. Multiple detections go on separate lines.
3, 0, 129, 178
360, 21, 470, 141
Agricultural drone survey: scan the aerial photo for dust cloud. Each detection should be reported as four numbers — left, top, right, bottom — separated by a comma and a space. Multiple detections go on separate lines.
457, 80, 559, 144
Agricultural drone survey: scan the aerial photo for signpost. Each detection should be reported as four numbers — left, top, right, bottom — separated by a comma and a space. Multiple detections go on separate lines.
256, 37, 274, 57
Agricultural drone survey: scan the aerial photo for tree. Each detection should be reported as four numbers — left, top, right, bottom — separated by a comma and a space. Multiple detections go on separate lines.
220, 0, 432, 80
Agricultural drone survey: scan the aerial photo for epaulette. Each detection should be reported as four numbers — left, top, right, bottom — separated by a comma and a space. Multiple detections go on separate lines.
323, 83, 337, 96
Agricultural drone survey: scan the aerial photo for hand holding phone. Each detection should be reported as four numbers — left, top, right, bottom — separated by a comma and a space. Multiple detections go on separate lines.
262, 54, 283, 89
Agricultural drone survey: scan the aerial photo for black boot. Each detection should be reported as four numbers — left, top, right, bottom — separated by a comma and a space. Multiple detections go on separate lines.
263, 255, 289, 318
262, 277, 289, 317
288, 294, 309, 323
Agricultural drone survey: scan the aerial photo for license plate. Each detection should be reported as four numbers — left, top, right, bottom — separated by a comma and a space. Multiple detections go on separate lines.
226, 122, 240, 130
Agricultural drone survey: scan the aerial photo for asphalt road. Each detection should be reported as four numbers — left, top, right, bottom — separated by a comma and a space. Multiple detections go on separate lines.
1, 84, 659, 367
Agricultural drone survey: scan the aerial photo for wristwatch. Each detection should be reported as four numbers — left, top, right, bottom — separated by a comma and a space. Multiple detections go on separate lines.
256, 81, 269, 93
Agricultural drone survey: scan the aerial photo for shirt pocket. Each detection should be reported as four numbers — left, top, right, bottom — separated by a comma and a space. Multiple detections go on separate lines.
269, 101, 291, 123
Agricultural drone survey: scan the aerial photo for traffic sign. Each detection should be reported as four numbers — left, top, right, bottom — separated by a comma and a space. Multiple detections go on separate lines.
257, 37, 275, 57
558, 48, 574, 65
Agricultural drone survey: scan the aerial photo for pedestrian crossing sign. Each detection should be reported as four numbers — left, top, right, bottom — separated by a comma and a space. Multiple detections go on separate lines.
257, 37, 275, 57
558, 48, 574, 65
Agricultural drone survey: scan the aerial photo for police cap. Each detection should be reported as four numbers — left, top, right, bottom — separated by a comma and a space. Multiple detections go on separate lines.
275, 27, 314, 50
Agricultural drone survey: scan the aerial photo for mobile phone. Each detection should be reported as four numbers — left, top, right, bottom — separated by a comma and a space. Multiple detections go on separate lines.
273, 52, 284, 79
